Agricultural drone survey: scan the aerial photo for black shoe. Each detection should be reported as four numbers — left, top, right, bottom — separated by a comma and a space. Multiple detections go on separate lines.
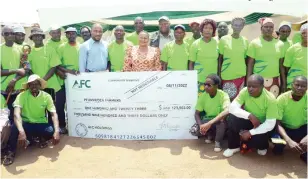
60, 127, 68, 134
272, 144, 285, 155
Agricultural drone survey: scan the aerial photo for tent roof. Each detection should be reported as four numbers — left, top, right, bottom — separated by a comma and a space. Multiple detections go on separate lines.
1, 0, 307, 30
97, 12, 252, 25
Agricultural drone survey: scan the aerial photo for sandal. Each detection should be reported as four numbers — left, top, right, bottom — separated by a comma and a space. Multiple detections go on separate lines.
3, 151, 15, 166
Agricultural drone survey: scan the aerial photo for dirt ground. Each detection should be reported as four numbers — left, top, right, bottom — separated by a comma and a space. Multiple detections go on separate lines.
1, 136, 307, 178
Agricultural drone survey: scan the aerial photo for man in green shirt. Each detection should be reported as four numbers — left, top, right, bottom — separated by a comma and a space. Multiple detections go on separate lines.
108, 25, 132, 72
46, 25, 63, 51
190, 74, 230, 152
13, 25, 27, 50
1, 25, 27, 123
184, 21, 201, 48
223, 74, 278, 157
56, 27, 80, 134
3, 74, 60, 166
161, 24, 189, 71
214, 22, 229, 41
272, 76, 307, 163
126, 17, 144, 45
28, 27, 61, 124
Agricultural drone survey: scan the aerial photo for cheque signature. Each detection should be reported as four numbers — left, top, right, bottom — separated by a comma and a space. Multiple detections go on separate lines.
158, 120, 180, 131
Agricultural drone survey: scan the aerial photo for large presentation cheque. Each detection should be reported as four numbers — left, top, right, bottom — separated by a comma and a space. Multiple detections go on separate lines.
66, 71, 198, 140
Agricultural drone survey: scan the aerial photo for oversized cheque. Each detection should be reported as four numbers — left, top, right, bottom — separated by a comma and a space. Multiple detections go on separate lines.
66, 71, 198, 140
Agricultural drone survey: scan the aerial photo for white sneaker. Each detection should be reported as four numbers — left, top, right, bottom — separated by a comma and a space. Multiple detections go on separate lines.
257, 149, 267, 156
204, 136, 212, 144
223, 148, 240, 157
214, 141, 222, 152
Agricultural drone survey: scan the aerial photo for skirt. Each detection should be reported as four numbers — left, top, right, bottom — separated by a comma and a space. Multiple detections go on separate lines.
222, 76, 245, 100
264, 76, 280, 98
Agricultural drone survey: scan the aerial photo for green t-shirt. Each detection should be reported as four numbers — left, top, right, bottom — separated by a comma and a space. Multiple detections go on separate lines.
13, 90, 56, 123
161, 41, 189, 71
15, 42, 28, 52
57, 42, 80, 85
0, 44, 26, 91
277, 91, 307, 129
219, 35, 249, 80
189, 38, 219, 83
284, 43, 307, 88
235, 87, 279, 123
46, 39, 63, 53
195, 89, 230, 118
126, 32, 139, 45
184, 36, 199, 49
28, 46, 61, 92
108, 41, 132, 72
292, 32, 302, 44
247, 37, 285, 78
280, 39, 293, 56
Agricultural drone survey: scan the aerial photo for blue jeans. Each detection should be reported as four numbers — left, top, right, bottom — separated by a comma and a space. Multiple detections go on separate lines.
56, 85, 66, 128
7, 121, 54, 153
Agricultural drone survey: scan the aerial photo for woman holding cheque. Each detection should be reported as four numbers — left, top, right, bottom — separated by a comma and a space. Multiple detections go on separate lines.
190, 74, 230, 152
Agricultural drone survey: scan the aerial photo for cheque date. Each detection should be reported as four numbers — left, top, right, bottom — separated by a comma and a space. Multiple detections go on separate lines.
166, 84, 187, 88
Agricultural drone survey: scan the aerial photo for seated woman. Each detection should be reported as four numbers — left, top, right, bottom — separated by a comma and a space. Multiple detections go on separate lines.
190, 74, 230, 152
3, 74, 60, 166
223, 74, 278, 157
122, 31, 161, 72
272, 76, 307, 163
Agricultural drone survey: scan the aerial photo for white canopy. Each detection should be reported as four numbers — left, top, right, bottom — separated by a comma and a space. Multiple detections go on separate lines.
1, 0, 307, 30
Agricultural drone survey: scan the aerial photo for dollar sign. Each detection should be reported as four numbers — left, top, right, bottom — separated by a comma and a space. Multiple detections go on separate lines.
159, 105, 162, 110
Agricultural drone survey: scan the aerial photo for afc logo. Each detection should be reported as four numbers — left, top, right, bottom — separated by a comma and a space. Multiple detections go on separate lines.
73, 80, 91, 89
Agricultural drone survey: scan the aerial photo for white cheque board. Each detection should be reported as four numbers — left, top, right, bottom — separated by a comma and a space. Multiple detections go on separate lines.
66, 71, 198, 140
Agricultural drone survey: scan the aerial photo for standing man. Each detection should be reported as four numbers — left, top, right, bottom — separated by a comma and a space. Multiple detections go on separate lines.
108, 25, 132, 72
126, 17, 145, 45
56, 27, 80, 134
46, 25, 63, 52
150, 16, 175, 51
215, 22, 229, 41
28, 27, 61, 102
184, 21, 201, 48
161, 25, 189, 71
1, 26, 27, 123
79, 23, 109, 72
80, 26, 91, 42
13, 25, 27, 50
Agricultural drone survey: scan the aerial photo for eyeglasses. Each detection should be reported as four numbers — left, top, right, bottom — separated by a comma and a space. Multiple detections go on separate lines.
3, 32, 14, 36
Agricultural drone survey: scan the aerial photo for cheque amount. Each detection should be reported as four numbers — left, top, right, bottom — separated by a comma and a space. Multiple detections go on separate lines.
159, 104, 191, 111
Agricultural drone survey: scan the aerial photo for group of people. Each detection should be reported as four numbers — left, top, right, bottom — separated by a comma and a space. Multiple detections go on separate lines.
0, 15, 307, 166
